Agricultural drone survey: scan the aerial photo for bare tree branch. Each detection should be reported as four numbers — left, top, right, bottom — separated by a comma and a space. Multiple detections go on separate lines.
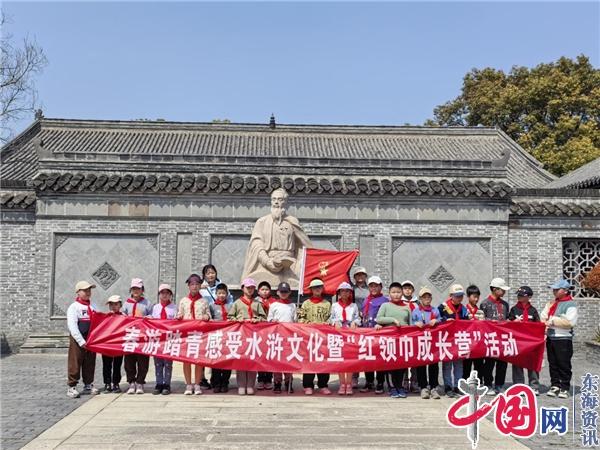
1, 11, 48, 143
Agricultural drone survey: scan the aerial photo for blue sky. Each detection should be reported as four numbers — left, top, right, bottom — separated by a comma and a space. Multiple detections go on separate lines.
4, 1, 599, 134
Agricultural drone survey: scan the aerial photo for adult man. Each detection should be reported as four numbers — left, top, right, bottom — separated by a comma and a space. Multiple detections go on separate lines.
242, 188, 313, 288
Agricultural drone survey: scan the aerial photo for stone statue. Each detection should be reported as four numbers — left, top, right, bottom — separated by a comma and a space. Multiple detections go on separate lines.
241, 188, 313, 289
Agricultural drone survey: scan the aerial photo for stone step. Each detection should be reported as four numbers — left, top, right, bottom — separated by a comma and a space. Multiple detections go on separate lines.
20, 334, 70, 354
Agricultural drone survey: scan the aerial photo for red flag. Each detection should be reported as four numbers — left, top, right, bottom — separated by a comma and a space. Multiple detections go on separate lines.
300, 248, 359, 295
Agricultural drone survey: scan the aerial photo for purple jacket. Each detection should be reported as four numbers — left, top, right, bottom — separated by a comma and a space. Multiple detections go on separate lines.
362, 295, 389, 328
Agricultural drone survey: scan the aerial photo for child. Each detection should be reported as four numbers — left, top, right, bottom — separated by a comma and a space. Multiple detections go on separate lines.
123, 278, 153, 395
508, 286, 541, 395
299, 278, 332, 395
209, 283, 233, 393
360, 275, 389, 394
228, 278, 267, 395
438, 284, 469, 398
400, 280, 418, 393
268, 282, 297, 394
463, 285, 485, 386
102, 295, 124, 393
541, 279, 578, 399
411, 287, 441, 400
177, 273, 211, 395
375, 281, 412, 398
66, 281, 99, 398
330, 281, 361, 395
351, 267, 369, 388
151, 284, 177, 395
256, 281, 274, 391
480, 277, 510, 396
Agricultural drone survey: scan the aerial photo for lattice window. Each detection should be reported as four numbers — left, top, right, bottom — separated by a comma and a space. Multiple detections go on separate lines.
563, 239, 600, 298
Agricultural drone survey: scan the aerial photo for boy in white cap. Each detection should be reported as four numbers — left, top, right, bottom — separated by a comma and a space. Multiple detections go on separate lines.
228, 277, 267, 395
299, 278, 332, 395
66, 281, 99, 398
541, 279, 578, 399
438, 284, 469, 398
102, 295, 124, 393
330, 281, 361, 395
177, 273, 211, 395
123, 278, 153, 394
268, 282, 297, 394
151, 284, 177, 395
480, 277, 510, 396
400, 280, 418, 392
360, 275, 389, 393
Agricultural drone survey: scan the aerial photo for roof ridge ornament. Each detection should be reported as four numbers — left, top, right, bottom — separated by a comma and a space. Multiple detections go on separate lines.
269, 114, 276, 129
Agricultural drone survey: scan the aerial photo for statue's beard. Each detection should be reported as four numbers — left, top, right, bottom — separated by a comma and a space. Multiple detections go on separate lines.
271, 206, 285, 221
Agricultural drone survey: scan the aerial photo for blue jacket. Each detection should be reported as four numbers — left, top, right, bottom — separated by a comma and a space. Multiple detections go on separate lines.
438, 300, 469, 321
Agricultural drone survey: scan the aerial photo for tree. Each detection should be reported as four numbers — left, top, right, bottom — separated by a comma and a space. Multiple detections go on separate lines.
1, 12, 48, 143
426, 55, 600, 176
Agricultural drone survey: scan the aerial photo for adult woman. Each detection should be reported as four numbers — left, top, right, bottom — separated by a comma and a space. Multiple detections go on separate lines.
200, 264, 233, 304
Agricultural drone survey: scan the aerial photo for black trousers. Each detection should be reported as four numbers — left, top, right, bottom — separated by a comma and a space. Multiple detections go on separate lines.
389, 369, 406, 389
463, 358, 485, 384
417, 363, 439, 389
365, 371, 386, 386
124, 354, 150, 384
482, 358, 507, 388
257, 372, 273, 383
546, 338, 573, 391
211, 369, 232, 387
102, 355, 123, 385
303, 373, 330, 388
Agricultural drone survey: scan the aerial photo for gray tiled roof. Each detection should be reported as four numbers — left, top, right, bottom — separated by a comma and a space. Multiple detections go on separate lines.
546, 157, 600, 189
510, 200, 600, 217
1, 118, 556, 188
31, 171, 515, 198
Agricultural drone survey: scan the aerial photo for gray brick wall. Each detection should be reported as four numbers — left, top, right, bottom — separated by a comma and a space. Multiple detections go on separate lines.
1, 201, 598, 351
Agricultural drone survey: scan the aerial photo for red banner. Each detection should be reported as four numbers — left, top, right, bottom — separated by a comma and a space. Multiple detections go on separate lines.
86, 313, 545, 373
301, 248, 359, 295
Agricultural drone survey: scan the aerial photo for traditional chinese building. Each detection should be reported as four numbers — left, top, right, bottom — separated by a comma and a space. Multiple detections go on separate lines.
1, 117, 599, 352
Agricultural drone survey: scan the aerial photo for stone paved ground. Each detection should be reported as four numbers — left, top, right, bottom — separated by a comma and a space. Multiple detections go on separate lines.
3, 352, 599, 450
0, 354, 102, 450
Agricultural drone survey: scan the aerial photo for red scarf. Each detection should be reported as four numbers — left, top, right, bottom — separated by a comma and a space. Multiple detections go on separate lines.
391, 298, 412, 310
338, 298, 351, 322
514, 302, 531, 322
260, 296, 272, 313
188, 293, 201, 319
241, 296, 254, 319
487, 295, 505, 318
126, 297, 144, 317
363, 293, 381, 317
548, 295, 573, 318
75, 298, 92, 321
160, 301, 171, 320
274, 297, 290, 304
419, 305, 435, 322
446, 299, 462, 320
214, 299, 228, 320
466, 304, 479, 319
309, 297, 323, 304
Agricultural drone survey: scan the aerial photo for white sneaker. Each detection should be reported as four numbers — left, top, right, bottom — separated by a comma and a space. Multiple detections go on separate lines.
184, 384, 193, 395
135, 384, 144, 394
558, 390, 569, 399
194, 384, 202, 395
547, 386, 560, 397
127, 383, 136, 395
67, 387, 80, 398
238, 387, 246, 395
83, 384, 99, 395
246, 387, 255, 395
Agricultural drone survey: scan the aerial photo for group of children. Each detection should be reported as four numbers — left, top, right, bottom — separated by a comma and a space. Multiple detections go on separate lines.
66, 265, 579, 401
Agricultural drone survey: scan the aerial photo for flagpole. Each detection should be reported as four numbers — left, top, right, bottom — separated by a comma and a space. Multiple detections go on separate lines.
297, 247, 306, 306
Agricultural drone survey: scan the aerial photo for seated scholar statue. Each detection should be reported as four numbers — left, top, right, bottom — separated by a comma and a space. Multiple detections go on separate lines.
241, 188, 312, 289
